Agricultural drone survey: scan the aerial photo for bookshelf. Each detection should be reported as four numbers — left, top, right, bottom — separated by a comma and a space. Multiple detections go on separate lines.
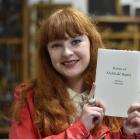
0, 0, 29, 137
95, 16, 140, 51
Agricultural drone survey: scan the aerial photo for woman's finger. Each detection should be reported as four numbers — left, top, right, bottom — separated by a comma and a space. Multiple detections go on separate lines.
88, 83, 96, 99
127, 110, 140, 124
95, 100, 106, 113
128, 103, 140, 114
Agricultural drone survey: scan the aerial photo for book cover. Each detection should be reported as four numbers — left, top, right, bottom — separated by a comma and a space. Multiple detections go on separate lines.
95, 48, 140, 117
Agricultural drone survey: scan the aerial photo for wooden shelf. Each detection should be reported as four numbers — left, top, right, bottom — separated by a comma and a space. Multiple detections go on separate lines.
96, 16, 140, 50
95, 16, 139, 23
32, 3, 71, 9
101, 33, 136, 39
0, 127, 9, 134
0, 0, 29, 137
0, 38, 22, 45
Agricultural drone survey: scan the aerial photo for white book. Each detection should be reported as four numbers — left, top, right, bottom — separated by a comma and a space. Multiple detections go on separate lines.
95, 48, 140, 117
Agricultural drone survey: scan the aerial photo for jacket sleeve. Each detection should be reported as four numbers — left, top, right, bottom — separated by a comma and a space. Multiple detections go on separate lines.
9, 101, 90, 139
44, 121, 90, 139
9, 102, 40, 139
9, 88, 41, 139
9, 89, 90, 139
110, 127, 140, 139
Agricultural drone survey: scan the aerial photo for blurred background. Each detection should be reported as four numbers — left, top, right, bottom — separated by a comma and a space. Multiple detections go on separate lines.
0, 0, 140, 138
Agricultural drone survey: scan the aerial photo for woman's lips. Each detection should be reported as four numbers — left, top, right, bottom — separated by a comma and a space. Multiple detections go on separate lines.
62, 60, 79, 67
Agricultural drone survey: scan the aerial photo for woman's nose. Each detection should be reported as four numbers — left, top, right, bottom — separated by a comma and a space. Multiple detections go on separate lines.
63, 46, 74, 57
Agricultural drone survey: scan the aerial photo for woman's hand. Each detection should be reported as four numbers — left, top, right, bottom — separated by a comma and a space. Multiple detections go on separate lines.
80, 83, 105, 131
80, 100, 105, 131
123, 103, 140, 135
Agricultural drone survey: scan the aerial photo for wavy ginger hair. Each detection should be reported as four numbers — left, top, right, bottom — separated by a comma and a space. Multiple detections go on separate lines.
34, 8, 100, 136
14, 8, 123, 137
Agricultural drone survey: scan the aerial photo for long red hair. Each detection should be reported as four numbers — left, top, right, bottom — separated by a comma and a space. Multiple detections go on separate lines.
13, 8, 123, 136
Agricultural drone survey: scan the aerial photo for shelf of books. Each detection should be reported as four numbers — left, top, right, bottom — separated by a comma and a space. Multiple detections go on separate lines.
95, 16, 140, 51
0, 0, 29, 137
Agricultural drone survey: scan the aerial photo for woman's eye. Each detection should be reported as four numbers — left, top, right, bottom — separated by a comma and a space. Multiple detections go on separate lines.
51, 44, 62, 48
71, 39, 82, 46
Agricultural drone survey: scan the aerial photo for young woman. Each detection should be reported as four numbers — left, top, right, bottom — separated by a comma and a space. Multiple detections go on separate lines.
9, 8, 140, 139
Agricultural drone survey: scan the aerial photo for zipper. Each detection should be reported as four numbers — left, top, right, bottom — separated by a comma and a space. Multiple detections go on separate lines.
100, 133, 106, 139
99, 130, 110, 139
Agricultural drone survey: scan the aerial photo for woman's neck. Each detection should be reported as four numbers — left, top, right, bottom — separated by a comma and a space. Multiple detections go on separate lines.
65, 77, 85, 93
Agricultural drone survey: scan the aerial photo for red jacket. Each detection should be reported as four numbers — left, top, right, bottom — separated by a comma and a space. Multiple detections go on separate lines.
9, 89, 140, 139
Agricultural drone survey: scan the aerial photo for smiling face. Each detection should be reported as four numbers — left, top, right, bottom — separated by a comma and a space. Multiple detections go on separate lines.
38, 8, 102, 90
47, 34, 90, 80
